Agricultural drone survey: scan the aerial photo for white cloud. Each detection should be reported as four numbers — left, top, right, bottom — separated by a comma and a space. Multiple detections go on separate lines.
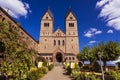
95, 31, 102, 35
107, 29, 113, 33
89, 41, 96, 44
84, 28, 102, 38
96, 0, 120, 30
0, 0, 31, 18
91, 28, 97, 32
87, 40, 97, 46
84, 32, 93, 38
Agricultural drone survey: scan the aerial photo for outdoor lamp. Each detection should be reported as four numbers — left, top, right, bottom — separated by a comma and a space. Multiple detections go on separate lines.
97, 51, 105, 80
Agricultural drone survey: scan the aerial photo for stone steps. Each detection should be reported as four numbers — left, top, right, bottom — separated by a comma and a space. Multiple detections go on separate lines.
54, 62, 63, 66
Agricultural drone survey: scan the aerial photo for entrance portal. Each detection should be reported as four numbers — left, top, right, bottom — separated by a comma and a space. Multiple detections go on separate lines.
56, 52, 62, 62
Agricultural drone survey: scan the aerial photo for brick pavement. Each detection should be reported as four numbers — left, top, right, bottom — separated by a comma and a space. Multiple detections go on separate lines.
39, 66, 71, 80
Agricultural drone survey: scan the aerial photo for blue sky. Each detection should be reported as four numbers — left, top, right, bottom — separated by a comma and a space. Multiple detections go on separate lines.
0, 0, 120, 50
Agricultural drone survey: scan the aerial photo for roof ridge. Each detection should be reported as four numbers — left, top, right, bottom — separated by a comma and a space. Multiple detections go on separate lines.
65, 8, 76, 19
47, 7, 54, 19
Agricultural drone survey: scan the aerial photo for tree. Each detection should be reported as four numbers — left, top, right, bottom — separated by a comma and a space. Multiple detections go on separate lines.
105, 41, 120, 61
91, 42, 120, 70
103, 41, 120, 70
0, 21, 37, 79
77, 41, 120, 71
97, 42, 107, 70
77, 47, 91, 63
90, 46, 99, 64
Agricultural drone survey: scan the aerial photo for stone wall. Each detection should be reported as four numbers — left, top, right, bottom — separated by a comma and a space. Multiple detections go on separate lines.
0, 7, 38, 52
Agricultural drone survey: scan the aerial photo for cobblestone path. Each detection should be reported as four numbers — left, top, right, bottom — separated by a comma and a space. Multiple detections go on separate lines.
39, 66, 71, 80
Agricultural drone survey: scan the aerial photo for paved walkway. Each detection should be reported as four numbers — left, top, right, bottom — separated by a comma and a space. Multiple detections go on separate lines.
39, 66, 71, 80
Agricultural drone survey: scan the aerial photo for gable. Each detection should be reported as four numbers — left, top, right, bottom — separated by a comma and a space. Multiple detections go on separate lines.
42, 12, 52, 20
65, 9, 76, 21
53, 29, 65, 36
66, 12, 76, 20
42, 9, 53, 20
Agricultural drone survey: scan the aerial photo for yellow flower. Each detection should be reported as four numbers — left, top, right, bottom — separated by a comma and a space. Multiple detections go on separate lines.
71, 62, 75, 69
38, 62, 43, 68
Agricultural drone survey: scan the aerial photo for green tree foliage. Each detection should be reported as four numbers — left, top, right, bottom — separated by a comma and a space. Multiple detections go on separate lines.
0, 21, 37, 79
77, 41, 120, 71
104, 41, 120, 61
77, 47, 91, 62
97, 41, 120, 70
77, 47, 95, 64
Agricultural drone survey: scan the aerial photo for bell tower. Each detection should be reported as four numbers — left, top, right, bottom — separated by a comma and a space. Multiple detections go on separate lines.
65, 9, 79, 55
40, 8, 54, 38
38, 8, 54, 53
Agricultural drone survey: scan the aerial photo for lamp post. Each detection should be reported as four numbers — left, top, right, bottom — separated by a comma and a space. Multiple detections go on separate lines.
97, 52, 105, 80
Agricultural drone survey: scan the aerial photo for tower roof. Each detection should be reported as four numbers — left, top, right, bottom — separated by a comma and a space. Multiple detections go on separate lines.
47, 7, 54, 19
41, 7, 54, 20
65, 9, 76, 20
42, 7, 54, 20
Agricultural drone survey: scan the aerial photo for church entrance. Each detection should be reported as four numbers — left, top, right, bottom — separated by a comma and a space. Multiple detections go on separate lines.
56, 52, 62, 62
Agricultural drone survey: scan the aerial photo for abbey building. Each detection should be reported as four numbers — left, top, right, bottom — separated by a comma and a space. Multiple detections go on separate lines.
0, 7, 79, 62
38, 9, 79, 62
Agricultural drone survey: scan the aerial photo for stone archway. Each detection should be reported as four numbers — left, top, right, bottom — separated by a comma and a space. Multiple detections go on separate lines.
56, 52, 62, 62
53, 48, 64, 63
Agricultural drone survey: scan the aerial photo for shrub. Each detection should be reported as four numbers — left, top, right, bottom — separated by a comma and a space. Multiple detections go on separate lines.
100, 70, 115, 80
42, 67, 49, 74
27, 67, 45, 80
70, 69, 80, 79
105, 70, 114, 75
81, 66, 90, 72
63, 62, 70, 69
104, 75, 115, 80
27, 70, 39, 80
66, 63, 80, 75
74, 63, 80, 72
110, 70, 120, 80
48, 64, 54, 71
75, 73, 100, 80
43, 60, 48, 66
66, 66, 72, 75
92, 62, 101, 72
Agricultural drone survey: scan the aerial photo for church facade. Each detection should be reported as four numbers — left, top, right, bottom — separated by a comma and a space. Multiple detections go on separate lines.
38, 9, 79, 62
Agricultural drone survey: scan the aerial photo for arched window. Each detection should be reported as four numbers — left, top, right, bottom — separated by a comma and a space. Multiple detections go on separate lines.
72, 57, 75, 60
54, 40, 56, 46
0, 15, 2, 19
70, 17, 73, 19
69, 23, 74, 27
2, 17, 5, 22
46, 57, 48, 60
44, 23, 49, 27
69, 57, 71, 60
46, 16, 48, 19
58, 40, 60, 46
62, 40, 64, 46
